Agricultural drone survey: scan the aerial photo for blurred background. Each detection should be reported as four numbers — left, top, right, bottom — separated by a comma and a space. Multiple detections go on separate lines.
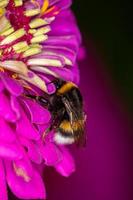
73, 0, 133, 114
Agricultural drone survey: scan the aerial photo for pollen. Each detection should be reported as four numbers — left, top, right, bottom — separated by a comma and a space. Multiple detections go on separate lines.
13, 163, 31, 182
12, 73, 18, 79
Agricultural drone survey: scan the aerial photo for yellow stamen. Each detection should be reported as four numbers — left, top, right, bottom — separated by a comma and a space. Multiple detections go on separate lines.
16, 46, 29, 53
14, 0, 23, 7
0, 27, 14, 36
0, 28, 25, 45
31, 34, 48, 43
33, 26, 51, 36
28, 58, 62, 67
24, 8, 40, 17
13, 41, 28, 51
40, 0, 49, 15
29, 18, 48, 28
0, 0, 8, 8
23, 47, 41, 57
28, 29, 36, 34
45, 5, 55, 15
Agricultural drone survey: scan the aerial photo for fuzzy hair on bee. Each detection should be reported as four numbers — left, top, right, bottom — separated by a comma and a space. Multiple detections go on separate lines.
25, 79, 86, 145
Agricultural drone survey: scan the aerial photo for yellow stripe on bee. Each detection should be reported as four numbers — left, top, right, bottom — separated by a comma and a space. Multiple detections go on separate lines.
41, 0, 49, 15
59, 120, 83, 132
57, 82, 77, 94
59, 120, 73, 132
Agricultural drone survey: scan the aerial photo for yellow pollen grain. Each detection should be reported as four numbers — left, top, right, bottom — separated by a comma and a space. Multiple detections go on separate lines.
12, 73, 18, 79
13, 163, 31, 182
41, 0, 49, 15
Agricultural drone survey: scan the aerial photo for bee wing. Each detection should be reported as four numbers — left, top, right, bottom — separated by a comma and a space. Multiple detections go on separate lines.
62, 97, 85, 132
62, 97, 77, 122
61, 95, 87, 146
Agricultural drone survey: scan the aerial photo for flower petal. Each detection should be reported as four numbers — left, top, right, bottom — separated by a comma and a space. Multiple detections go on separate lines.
40, 142, 62, 166
0, 92, 18, 122
19, 137, 43, 164
5, 161, 46, 199
0, 142, 23, 160
0, 80, 4, 92
0, 159, 8, 200
22, 98, 51, 124
16, 106, 40, 140
55, 147, 75, 177
0, 116, 16, 142
13, 155, 33, 182
49, 0, 72, 10
0, 73, 23, 96
10, 96, 21, 120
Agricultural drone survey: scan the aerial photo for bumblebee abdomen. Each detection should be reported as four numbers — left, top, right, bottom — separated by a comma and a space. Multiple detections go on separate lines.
54, 120, 84, 144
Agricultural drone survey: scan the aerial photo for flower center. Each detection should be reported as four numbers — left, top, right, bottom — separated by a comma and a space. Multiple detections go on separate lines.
6, 0, 30, 32
0, 0, 52, 62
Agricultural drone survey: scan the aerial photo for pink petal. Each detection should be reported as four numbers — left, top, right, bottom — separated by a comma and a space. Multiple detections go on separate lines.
55, 147, 75, 177
13, 155, 33, 182
22, 98, 51, 124
0, 92, 18, 122
40, 142, 62, 166
0, 159, 8, 200
0, 117, 16, 142
16, 107, 40, 140
19, 137, 43, 164
0, 81, 4, 92
0, 74, 23, 96
5, 161, 46, 199
10, 96, 21, 120
0, 142, 23, 160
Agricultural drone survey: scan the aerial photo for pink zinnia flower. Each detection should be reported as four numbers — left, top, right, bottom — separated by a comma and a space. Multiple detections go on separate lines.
0, 0, 82, 199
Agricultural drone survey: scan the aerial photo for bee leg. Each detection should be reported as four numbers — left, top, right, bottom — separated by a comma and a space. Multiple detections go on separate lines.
25, 94, 49, 107
42, 108, 65, 140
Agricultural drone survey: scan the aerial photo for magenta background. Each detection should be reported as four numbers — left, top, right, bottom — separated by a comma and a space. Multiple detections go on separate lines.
44, 43, 133, 200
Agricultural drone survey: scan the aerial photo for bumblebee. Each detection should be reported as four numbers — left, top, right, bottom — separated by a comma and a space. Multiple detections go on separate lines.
26, 79, 86, 145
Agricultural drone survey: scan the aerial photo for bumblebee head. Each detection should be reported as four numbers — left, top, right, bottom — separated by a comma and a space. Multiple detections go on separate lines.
52, 79, 66, 90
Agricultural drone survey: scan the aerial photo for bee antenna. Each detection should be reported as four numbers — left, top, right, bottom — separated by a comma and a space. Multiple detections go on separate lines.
46, 79, 59, 85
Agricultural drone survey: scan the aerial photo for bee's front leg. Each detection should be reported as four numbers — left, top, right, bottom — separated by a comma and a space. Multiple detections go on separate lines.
42, 108, 65, 140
